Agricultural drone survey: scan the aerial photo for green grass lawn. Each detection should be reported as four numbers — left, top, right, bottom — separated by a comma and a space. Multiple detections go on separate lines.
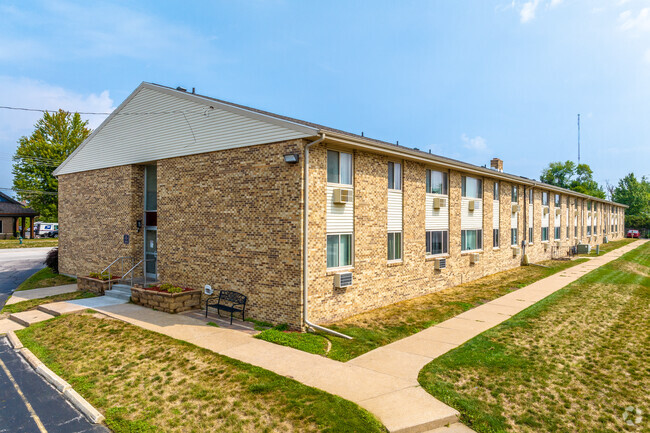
418, 241, 649, 433
1, 291, 95, 314
16, 314, 386, 433
257, 259, 588, 361
16, 267, 76, 291
0, 238, 58, 249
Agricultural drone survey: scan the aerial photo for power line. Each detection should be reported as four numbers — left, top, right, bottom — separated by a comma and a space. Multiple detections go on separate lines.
0, 105, 212, 116
0, 187, 58, 196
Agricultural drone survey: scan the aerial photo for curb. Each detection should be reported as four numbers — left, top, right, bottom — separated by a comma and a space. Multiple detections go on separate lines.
6, 331, 105, 424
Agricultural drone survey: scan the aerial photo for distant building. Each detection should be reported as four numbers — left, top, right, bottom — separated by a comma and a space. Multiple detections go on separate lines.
0, 191, 39, 239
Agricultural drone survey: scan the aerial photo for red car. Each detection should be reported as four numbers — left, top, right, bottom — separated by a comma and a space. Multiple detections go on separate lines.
627, 230, 640, 238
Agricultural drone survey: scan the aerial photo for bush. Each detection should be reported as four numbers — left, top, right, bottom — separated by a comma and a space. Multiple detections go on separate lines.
44, 248, 59, 274
159, 283, 183, 293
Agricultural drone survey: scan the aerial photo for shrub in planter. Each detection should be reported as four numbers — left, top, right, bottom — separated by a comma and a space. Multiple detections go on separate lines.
44, 248, 59, 274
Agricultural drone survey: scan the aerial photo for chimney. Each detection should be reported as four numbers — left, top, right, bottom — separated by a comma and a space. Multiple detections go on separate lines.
490, 158, 503, 172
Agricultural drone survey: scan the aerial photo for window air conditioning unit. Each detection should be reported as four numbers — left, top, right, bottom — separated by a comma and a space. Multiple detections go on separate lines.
434, 257, 447, 270
511, 204, 520, 213
333, 272, 353, 288
512, 246, 520, 256
469, 253, 480, 264
555, 240, 562, 248
433, 197, 447, 209
543, 207, 549, 215
333, 189, 351, 204
555, 208, 562, 216
468, 200, 476, 211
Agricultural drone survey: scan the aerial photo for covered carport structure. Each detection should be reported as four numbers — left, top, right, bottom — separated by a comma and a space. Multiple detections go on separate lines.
0, 191, 39, 239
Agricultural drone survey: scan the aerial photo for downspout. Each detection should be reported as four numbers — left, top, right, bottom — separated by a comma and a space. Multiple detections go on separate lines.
303, 133, 353, 340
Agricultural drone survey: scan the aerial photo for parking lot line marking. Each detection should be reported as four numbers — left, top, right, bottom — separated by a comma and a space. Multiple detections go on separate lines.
0, 356, 48, 433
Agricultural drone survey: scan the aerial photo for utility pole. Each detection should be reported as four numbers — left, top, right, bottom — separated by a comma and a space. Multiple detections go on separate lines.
577, 114, 580, 164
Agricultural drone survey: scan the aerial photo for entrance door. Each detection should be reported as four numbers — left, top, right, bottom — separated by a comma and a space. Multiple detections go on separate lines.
145, 229, 157, 278
144, 165, 157, 280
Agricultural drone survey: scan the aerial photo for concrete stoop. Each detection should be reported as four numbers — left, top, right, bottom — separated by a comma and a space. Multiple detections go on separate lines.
8, 309, 56, 327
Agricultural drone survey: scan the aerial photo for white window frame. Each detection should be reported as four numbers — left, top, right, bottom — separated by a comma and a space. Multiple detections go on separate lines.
426, 230, 449, 256
326, 233, 353, 270
461, 229, 483, 252
388, 161, 402, 191
327, 149, 353, 186
387, 231, 402, 262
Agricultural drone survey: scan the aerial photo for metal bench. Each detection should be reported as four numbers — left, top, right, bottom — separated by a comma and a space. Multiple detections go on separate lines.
205, 290, 247, 325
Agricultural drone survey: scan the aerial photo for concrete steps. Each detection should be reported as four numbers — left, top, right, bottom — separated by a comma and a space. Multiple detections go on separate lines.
105, 284, 132, 301
9, 309, 56, 327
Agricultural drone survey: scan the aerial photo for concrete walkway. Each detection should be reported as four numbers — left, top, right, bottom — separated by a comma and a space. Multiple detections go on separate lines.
65, 240, 644, 433
5, 284, 78, 305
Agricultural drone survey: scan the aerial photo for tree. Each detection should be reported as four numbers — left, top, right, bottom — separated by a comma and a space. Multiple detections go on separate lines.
612, 173, 650, 216
540, 160, 605, 199
12, 110, 91, 221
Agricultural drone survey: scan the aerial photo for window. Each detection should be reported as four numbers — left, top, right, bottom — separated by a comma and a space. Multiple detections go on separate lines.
575, 226, 578, 237
327, 234, 352, 268
387, 232, 402, 261
529, 227, 533, 243
587, 201, 592, 211
594, 202, 598, 211
574, 198, 578, 208
461, 176, 482, 198
529, 189, 534, 204
493, 182, 499, 200
327, 150, 352, 185
555, 226, 561, 240
426, 169, 448, 194
511, 228, 518, 246
542, 192, 549, 206
511, 186, 518, 203
493, 229, 499, 248
554, 194, 561, 206
461, 229, 482, 251
587, 225, 592, 236
426, 230, 448, 255
388, 162, 402, 190
542, 227, 549, 241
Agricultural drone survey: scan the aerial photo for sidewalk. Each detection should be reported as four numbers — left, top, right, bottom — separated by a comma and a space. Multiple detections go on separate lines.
29, 240, 644, 432
5, 284, 77, 305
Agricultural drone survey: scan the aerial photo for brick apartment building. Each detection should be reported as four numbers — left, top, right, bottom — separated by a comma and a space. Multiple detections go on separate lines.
55, 83, 627, 329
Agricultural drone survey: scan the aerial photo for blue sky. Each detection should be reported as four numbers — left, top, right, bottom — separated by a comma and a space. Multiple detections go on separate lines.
1, 0, 649, 195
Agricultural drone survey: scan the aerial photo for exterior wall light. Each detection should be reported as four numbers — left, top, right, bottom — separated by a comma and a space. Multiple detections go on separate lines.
284, 153, 299, 164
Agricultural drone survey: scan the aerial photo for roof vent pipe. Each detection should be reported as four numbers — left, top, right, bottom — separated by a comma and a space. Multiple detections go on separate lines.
303, 133, 352, 340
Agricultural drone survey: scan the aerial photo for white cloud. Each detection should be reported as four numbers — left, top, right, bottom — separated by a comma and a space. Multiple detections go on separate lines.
619, 8, 650, 32
461, 134, 488, 152
550, 0, 563, 8
521, 0, 541, 23
0, 76, 114, 153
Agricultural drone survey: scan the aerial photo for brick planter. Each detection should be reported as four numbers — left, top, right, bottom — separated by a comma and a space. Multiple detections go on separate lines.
77, 276, 117, 295
131, 287, 201, 314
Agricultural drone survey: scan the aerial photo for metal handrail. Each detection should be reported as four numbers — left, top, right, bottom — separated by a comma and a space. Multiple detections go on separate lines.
102, 256, 133, 282
122, 258, 156, 288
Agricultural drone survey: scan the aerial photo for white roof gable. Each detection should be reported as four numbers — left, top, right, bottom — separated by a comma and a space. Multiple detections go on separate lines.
54, 83, 317, 176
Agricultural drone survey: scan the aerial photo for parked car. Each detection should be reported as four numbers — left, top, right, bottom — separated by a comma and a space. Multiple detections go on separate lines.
47, 229, 59, 238
626, 229, 640, 238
